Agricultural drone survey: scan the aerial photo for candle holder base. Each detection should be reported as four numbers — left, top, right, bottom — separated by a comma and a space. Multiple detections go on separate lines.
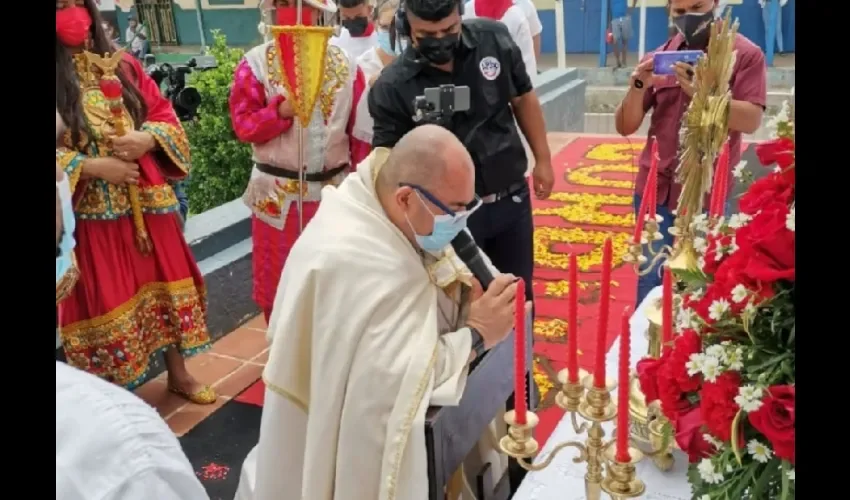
601, 446, 647, 499
578, 375, 617, 423
500, 410, 540, 460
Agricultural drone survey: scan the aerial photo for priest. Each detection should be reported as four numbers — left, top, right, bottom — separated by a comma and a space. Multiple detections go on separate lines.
235, 125, 523, 500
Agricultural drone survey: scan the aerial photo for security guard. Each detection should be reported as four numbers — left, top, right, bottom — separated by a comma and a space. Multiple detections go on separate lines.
368, 0, 553, 308
368, 0, 553, 492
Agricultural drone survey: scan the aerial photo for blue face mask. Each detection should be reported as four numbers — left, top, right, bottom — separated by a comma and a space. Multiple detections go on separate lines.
56, 175, 76, 284
376, 29, 403, 56
406, 191, 480, 254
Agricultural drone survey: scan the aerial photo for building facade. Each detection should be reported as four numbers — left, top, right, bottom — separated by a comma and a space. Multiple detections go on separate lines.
113, 0, 794, 54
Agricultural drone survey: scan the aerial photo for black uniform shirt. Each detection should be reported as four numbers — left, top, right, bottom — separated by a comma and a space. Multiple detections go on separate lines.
368, 18, 533, 196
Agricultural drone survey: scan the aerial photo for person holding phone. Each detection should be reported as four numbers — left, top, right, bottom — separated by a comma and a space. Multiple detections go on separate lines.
614, 0, 767, 307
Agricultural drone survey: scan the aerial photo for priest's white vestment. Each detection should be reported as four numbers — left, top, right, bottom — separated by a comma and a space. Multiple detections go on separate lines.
234, 149, 505, 500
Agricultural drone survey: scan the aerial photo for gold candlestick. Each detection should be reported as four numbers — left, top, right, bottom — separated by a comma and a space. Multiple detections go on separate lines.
601, 445, 646, 499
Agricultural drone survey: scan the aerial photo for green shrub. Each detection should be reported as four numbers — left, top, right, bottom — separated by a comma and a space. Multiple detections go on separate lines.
185, 30, 253, 214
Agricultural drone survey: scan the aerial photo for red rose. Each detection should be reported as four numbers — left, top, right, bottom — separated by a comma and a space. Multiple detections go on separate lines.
702, 234, 734, 276
699, 371, 741, 442
674, 407, 714, 463
656, 330, 703, 420
637, 354, 665, 403
738, 173, 794, 216
735, 205, 795, 283
755, 137, 795, 170
749, 385, 795, 464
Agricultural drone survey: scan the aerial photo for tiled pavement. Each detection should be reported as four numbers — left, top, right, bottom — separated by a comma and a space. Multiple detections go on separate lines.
131, 132, 590, 437
134, 315, 269, 436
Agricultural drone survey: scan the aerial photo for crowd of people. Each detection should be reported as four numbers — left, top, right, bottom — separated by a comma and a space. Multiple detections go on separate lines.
56, 0, 767, 498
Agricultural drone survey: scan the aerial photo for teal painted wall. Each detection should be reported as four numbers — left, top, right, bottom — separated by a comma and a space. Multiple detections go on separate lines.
116, 5, 262, 48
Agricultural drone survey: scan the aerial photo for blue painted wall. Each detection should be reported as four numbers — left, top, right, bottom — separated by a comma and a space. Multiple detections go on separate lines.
539, 0, 795, 55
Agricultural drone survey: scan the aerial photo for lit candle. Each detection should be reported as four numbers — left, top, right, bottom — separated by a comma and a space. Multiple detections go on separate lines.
514, 278, 528, 425
567, 254, 579, 383
616, 306, 632, 463
662, 267, 673, 355
710, 141, 730, 217
647, 137, 659, 218
593, 238, 613, 388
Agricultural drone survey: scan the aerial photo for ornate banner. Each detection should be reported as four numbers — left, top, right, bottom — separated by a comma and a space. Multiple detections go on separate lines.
270, 25, 333, 125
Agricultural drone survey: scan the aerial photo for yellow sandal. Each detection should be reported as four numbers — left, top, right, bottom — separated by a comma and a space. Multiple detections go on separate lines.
169, 384, 218, 405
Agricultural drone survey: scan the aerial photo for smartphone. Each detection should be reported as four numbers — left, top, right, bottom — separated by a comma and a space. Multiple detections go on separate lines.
424, 85, 471, 114
653, 50, 703, 76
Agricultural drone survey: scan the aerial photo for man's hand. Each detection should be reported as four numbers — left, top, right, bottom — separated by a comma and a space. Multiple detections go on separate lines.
112, 131, 156, 161
85, 157, 140, 186
532, 158, 554, 199
673, 61, 696, 97
630, 58, 654, 90
278, 99, 294, 120
466, 274, 518, 349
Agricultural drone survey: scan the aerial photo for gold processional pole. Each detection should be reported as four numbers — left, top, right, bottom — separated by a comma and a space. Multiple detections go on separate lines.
623, 12, 740, 471
268, 1, 332, 233
498, 14, 741, 497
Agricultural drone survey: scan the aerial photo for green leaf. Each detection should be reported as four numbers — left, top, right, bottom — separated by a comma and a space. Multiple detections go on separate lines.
730, 410, 744, 466
750, 462, 774, 498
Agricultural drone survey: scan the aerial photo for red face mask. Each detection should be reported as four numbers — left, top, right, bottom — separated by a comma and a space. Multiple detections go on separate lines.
56, 6, 92, 47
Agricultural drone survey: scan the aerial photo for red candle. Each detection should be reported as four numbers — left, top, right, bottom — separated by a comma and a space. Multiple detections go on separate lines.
593, 238, 613, 388
616, 306, 632, 463
647, 138, 659, 218
632, 195, 648, 244
567, 254, 579, 383
710, 141, 730, 217
514, 278, 528, 425
662, 267, 673, 355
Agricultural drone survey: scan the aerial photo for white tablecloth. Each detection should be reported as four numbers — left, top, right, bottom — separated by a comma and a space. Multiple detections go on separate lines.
515, 287, 692, 500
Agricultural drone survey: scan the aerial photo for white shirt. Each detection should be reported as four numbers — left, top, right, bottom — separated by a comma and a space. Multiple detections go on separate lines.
513, 0, 543, 37
125, 24, 147, 52
56, 362, 209, 500
330, 27, 378, 66
463, 2, 537, 75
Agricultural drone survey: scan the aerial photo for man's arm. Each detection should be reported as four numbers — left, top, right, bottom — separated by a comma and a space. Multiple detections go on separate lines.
727, 48, 767, 135
229, 58, 293, 144
368, 74, 415, 148
507, 36, 550, 169
137, 25, 148, 41
615, 57, 655, 136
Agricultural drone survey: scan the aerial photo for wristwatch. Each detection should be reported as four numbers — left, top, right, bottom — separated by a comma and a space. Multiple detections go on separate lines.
469, 327, 487, 358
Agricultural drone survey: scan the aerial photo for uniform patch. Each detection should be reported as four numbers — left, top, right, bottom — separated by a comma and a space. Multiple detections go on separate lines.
479, 56, 501, 81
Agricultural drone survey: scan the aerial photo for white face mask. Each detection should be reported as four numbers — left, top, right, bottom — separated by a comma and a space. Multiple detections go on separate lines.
56, 175, 76, 284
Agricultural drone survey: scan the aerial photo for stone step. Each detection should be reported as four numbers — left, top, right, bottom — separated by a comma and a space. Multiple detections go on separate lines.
585, 86, 792, 114
583, 112, 776, 141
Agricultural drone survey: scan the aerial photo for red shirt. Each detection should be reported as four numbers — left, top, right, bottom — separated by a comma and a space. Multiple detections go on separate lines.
635, 33, 767, 210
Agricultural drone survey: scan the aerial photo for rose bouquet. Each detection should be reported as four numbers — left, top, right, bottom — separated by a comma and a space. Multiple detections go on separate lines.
637, 106, 795, 500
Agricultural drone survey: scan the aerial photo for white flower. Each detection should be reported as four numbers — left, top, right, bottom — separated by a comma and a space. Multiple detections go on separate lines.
677, 307, 695, 330
787, 468, 795, 481
690, 289, 704, 301
700, 356, 721, 382
691, 213, 709, 233
686, 353, 705, 377
747, 440, 773, 463
702, 433, 724, 450
694, 236, 708, 254
726, 464, 735, 473
773, 166, 782, 174
786, 206, 795, 232
705, 344, 725, 358
743, 301, 757, 315
732, 160, 747, 179
734, 385, 764, 412
708, 299, 730, 321
697, 458, 724, 484
727, 213, 751, 229
731, 284, 749, 303
723, 347, 745, 371
697, 256, 706, 270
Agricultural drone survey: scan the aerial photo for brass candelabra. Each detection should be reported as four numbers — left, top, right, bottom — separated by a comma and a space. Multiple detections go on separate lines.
500, 369, 671, 499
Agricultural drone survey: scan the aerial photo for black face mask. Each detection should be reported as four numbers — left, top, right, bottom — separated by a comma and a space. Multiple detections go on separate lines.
672, 11, 714, 48
342, 16, 369, 36
415, 33, 460, 65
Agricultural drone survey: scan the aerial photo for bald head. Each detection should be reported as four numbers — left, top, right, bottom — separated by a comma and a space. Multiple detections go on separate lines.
376, 125, 476, 250
377, 124, 472, 192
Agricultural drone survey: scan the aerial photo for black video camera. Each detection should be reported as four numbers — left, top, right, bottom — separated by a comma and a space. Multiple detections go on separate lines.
412, 84, 471, 126
145, 55, 216, 121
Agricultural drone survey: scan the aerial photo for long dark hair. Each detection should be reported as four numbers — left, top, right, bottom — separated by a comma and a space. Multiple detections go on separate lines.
56, 0, 148, 150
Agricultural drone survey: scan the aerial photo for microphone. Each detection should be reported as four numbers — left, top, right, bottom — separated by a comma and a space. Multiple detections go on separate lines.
451, 231, 494, 290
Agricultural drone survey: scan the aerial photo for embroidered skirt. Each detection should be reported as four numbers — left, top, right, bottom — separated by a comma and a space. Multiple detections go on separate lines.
58, 212, 210, 389
251, 202, 319, 313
